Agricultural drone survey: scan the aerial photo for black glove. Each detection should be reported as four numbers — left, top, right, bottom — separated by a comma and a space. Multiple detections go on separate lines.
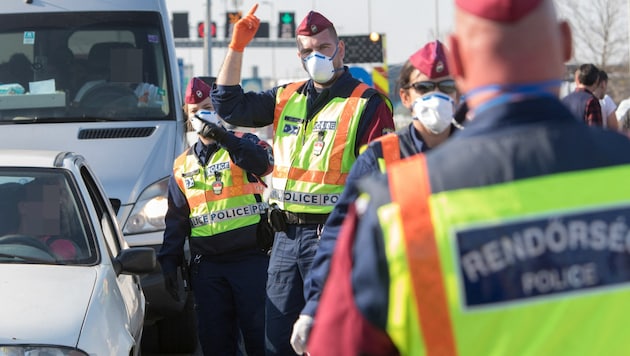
199, 121, 228, 142
163, 270, 180, 302
257, 214, 275, 254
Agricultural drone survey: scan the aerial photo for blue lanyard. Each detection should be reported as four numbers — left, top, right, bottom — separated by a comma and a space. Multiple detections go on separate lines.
463, 79, 563, 117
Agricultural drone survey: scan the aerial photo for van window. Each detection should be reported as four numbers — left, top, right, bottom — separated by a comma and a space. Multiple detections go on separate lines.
0, 12, 173, 122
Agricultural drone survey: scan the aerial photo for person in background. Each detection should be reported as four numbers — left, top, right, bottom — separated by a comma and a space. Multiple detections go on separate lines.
561, 63, 603, 126
615, 95, 630, 131
158, 76, 274, 355
211, 5, 395, 355
595, 69, 618, 130
308, 0, 630, 354
617, 104, 630, 131
290, 39, 461, 355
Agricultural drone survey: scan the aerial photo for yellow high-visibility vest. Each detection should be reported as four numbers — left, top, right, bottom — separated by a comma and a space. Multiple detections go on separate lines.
173, 147, 266, 237
379, 153, 630, 355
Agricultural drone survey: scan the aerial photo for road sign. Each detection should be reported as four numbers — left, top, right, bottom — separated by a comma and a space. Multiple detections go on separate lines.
348, 66, 373, 86
341, 34, 384, 64
372, 66, 389, 96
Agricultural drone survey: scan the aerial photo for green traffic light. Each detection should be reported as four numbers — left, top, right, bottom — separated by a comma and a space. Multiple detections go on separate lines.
281, 12, 293, 24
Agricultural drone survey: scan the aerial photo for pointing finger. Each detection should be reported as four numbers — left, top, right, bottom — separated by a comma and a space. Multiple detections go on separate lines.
247, 3, 259, 16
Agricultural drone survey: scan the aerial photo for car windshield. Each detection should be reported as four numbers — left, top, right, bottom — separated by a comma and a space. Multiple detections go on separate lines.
0, 11, 173, 122
0, 169, 98, 265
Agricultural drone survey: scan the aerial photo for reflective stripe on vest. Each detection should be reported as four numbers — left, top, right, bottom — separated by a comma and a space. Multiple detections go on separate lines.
173, 147, 265, 236
374, 133, 401, 173
388, 155, 455, 355
357, 132, 400, 173
271, 81, 371, 213
384, 154, 630, 355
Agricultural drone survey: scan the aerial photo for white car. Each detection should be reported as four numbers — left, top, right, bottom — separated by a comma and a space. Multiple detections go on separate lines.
0, 150, 156, 355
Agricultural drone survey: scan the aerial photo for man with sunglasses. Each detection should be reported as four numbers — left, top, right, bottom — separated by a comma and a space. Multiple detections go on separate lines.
290, 39, 461, 355
212, 5, 395, 355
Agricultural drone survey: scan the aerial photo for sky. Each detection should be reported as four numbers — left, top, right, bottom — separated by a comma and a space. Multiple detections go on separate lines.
165, 0, 456, 81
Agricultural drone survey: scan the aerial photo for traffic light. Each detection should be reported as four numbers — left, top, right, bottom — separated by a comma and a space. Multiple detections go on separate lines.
197, 21, 217, 38
278, 12, 295, 39
225, 11, 242, 39
172, 12, 189, 38
254, 22, 270, 38
340, 34, 384, 64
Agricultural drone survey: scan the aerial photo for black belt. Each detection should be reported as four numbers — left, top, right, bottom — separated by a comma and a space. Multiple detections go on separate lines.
281, 210, 329, 225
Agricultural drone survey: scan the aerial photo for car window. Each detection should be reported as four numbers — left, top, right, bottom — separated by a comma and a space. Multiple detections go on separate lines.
80, 166, 122, 258
0, 168, 97, 264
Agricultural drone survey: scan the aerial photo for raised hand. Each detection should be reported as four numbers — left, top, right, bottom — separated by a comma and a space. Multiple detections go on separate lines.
229, 3, 260, 52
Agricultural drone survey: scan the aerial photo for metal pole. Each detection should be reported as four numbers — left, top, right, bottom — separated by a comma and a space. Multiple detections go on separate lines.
367, 0, 372, 33
204, 0, 212, 76
262, 1, 276, 82
435, 0, 439, 38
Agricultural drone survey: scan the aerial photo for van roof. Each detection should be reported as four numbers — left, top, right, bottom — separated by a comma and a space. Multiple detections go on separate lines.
2, 0, 168, 14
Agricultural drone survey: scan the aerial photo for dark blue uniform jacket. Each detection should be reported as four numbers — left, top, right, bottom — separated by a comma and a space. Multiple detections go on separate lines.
353, 96, 630, 329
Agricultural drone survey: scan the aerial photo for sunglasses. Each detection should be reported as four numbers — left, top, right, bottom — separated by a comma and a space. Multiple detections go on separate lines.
405, 79, 457, 95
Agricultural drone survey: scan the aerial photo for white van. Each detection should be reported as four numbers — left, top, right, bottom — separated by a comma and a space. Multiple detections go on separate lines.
0, 0, 196, 352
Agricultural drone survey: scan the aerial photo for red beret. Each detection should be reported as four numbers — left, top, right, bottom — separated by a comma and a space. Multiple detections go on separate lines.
184, 77, 211, 105
296, 11, 334, 36
456, 0, 543, 23
409, 40, 450, 79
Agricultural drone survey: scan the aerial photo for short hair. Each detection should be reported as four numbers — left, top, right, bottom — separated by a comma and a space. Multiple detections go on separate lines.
598, 70, 608, 83
576, 63, 600, 86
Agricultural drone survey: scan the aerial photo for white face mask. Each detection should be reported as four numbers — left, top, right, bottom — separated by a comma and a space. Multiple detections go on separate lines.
189, 110, 221, 133
302, 46, 338, 84
412, 93, 455, 134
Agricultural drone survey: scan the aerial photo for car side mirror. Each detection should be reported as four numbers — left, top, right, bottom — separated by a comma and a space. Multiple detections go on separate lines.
114, 246, 156, 276
109, 198, 121, 214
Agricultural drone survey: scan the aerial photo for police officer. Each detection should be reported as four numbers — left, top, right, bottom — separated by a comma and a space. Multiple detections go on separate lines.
182, 77, 214, 121
290, 39, 461, 354
308, 0, 630, 355
212, 6, 395, 355
158, 77, 274, 355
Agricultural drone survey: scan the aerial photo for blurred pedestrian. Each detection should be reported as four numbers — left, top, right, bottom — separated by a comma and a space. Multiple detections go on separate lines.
309, 0, 630, 354
594, 69, 618, 130
290, 39, 461, 355
561, 63, 603, 126
615, 95, 630, 131
158, 76, 274, 355
211, 5, 395, 355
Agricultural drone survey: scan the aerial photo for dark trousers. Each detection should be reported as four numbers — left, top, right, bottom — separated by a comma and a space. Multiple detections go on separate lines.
192, 249, 269, 356
265, 224, 321, 356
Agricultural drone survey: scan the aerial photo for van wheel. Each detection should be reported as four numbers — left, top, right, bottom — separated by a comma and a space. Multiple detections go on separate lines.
156, 292, 198, 353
